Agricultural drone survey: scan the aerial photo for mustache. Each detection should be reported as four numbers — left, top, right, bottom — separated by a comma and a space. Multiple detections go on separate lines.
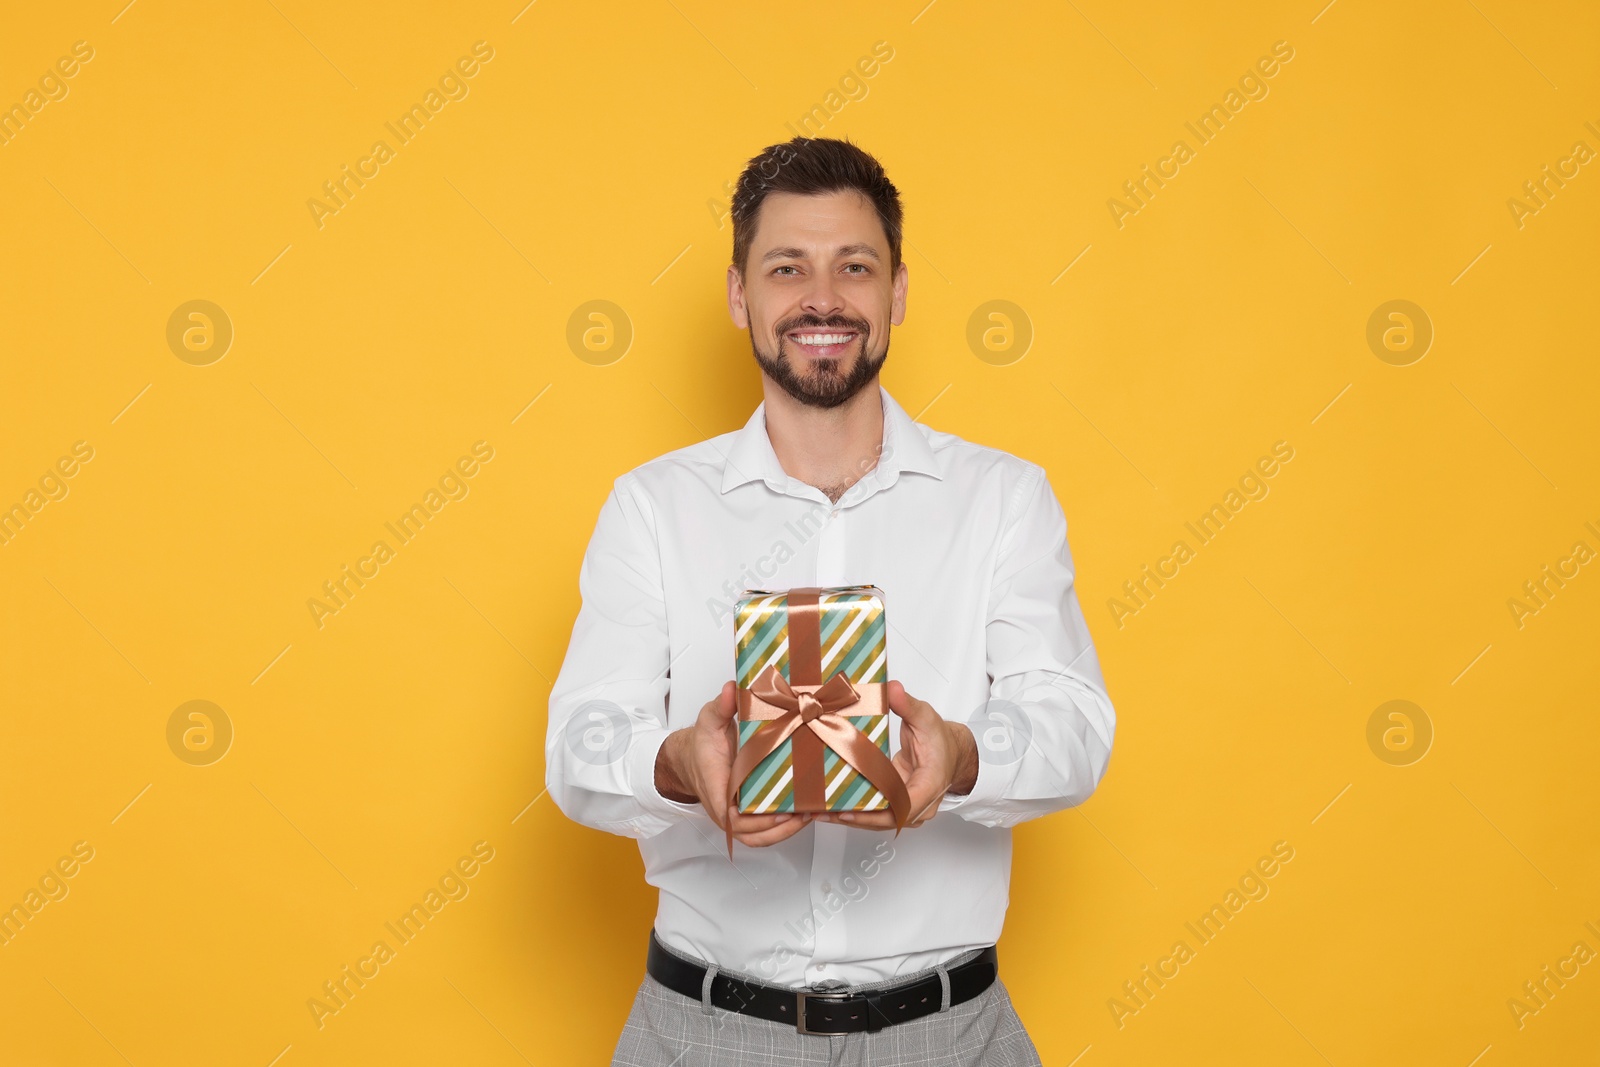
776, 314, 871, 338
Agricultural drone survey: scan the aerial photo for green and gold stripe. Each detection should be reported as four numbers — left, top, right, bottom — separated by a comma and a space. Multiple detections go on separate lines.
734, 586, 887, 688
732, 586, 891, 814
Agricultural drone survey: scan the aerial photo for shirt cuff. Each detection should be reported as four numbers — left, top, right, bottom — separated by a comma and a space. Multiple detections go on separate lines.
936, 731, 1022, 821
625, 728, 708, 836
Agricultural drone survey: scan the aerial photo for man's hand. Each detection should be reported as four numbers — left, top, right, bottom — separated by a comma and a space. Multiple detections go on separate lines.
814, 680, 978, 830
654, 681, 812, 848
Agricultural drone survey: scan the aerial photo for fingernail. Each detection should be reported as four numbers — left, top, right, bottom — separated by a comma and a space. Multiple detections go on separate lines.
776, 814, 790, 822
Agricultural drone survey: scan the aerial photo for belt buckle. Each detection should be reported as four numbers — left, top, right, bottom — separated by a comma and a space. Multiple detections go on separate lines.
795, 990, 855, 1034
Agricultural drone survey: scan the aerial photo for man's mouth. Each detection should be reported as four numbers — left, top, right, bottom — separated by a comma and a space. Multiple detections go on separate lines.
785, 330, 860, 358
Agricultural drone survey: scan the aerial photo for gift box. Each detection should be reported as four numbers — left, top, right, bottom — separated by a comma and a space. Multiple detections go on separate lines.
726, 586, 910, 851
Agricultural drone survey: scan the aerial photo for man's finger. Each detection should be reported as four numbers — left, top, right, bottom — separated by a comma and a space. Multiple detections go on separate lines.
815, 805, 938, 830
729, 811, 798, 834
817, 811, 896, 830
887, 680, 933, 726
705, 680, 739, 725
734, 814, 812, 847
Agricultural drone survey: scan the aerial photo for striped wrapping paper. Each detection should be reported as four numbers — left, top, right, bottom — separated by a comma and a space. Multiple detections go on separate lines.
733, 585, 891, 813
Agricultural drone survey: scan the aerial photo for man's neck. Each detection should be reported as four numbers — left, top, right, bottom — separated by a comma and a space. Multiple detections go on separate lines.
762, 376, 884, 504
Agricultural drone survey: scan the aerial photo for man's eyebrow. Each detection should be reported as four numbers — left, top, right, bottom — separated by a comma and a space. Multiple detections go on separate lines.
760, 244, 882, 263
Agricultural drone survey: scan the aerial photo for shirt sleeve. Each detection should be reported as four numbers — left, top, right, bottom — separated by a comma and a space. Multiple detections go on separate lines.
544, 474, 704, 839
937, 464, 1117, 828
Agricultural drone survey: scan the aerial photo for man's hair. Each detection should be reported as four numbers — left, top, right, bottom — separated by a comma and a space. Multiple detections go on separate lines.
731, 137, 903, 276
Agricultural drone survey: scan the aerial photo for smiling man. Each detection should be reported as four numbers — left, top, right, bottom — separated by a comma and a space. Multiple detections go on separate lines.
547, 137, 1116, 1066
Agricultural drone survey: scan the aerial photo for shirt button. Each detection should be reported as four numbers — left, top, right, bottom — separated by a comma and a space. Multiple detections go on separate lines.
821, 881, 832, 893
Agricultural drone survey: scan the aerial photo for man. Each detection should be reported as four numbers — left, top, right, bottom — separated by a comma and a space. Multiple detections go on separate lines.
547, 137, 1115, 1065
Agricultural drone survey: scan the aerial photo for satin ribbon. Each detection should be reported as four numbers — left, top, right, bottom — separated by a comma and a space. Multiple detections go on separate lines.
726, 663, 912, 858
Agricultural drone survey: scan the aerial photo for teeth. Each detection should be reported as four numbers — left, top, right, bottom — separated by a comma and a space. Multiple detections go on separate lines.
792, 333, 854, 345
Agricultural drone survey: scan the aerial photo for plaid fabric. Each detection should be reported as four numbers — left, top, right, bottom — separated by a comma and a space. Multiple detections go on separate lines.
610, 945, 1043, 1067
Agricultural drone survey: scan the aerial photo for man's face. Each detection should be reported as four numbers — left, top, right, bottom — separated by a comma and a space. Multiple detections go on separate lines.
728, 190, 908, 409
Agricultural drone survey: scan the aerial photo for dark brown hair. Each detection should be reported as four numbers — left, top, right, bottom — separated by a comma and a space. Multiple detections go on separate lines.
730, 137, 903, 275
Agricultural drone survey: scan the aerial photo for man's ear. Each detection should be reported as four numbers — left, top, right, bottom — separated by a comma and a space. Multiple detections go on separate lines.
889, 261, 909, 326
727, 264, 750, 329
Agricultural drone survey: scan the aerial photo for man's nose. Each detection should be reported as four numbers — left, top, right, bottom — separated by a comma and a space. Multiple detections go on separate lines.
799, 274, 846, 317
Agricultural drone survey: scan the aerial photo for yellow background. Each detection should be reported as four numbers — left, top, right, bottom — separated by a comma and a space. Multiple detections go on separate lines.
2, 0, 1596, 1064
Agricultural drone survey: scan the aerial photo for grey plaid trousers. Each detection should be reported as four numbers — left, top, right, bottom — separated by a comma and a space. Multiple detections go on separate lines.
611, 943, 1044, 1067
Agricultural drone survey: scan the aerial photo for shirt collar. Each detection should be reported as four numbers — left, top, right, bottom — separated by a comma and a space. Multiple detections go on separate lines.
719, 384, 943, 495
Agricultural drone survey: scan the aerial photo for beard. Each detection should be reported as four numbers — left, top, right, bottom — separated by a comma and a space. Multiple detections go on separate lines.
751, 313, 888, 410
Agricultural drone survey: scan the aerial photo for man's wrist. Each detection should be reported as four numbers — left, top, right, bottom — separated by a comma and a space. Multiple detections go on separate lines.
945, 722, 979, 796
654, 729, 698, 803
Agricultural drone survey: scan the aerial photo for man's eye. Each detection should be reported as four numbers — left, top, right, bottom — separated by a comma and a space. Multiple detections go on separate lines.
844, 263, 868, 274
774, 265, 798, 275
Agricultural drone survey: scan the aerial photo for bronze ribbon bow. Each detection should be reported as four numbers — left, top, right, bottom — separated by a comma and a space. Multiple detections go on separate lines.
725, 588, 912, 857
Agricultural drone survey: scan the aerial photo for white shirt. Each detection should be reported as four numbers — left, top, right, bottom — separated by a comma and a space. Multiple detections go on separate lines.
545, 384, 1115, 988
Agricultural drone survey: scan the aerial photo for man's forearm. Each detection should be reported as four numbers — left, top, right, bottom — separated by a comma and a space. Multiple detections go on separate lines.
654, 729, 698, 803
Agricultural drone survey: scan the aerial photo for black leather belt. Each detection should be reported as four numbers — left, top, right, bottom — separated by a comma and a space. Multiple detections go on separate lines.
645, 929, 998, 1035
